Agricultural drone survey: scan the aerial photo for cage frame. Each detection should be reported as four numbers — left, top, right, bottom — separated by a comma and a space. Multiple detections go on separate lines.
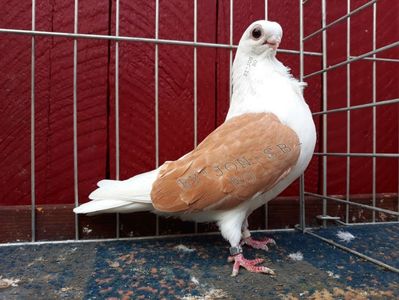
0, 0, 398, 273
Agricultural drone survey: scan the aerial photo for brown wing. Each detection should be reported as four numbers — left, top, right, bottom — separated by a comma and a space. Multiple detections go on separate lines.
151, 112, 300, 213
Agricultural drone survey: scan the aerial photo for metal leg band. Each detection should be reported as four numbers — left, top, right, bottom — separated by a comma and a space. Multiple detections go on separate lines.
229, 245, 243, 256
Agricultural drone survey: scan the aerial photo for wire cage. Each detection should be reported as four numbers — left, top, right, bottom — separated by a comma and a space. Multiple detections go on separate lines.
0, 0, 398, 275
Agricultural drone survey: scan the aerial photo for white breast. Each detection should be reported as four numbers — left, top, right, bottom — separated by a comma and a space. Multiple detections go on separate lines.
226, 56, 317, 211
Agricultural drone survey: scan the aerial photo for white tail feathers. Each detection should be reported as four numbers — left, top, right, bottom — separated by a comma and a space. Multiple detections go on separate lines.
97, 179, 118, 188
73, 200, 153, 215
73, 169, 159, 215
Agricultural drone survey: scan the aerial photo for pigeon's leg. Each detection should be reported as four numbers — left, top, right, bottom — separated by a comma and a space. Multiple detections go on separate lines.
241, 218, 276, 251
219, 216, 274, 276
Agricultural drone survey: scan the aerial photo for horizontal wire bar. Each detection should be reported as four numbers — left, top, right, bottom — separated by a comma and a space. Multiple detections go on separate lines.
312, 97, 399, 115
305, 230, 399, 273
316, 215, 341, 220
313, 152, 399, 158
305, 192, 399, 216
0, 228, 297, 247
352, 56, 399, 63
335, 220, 399, 226
304, 40, 399, 78
304, 0, 377, 41
0, 28, 321, 56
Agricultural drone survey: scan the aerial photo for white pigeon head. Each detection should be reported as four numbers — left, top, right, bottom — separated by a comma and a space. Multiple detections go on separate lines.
237, 20, 283, 56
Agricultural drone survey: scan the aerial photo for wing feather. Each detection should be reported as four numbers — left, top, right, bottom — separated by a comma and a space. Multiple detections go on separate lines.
151, 113, 300, 213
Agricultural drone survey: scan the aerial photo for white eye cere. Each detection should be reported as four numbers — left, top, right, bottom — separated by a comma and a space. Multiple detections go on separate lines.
251, 27, 262, 40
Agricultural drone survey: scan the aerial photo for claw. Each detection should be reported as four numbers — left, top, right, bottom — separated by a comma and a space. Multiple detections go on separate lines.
228, 254, 275, 277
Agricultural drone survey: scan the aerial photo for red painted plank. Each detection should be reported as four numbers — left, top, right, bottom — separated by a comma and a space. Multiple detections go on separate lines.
0, 0, 32, 205
32, 0, 109, 206
350, 1, 372, 199
34, 0, 74, 206
215, 47, 231, 126
303, 0, 322, 54
350, 0, 375, 197
345, 1, 374, 197
0, 1, 31, 29
269, 0, 299, 51
233, 0, 265, 46
197, 0, 218, 143
0, 36, 31, 206
374, 0, 398, 196
157, 0, 194, 163
76, 0, 109, 203
325, 0, 349, 197
34, 34, 75, 205
215, 0, 230, 126
108, 0, 156, 180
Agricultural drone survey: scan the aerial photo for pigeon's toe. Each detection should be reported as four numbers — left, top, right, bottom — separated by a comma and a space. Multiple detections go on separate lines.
243, 237, 276, 251
228, 254, 275, 277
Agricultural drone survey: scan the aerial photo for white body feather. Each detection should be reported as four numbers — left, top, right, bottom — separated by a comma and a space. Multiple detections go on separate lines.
74, 20, 316, 249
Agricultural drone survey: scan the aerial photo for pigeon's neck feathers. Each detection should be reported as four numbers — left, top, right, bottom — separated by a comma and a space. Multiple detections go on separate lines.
226, 50, 306, 121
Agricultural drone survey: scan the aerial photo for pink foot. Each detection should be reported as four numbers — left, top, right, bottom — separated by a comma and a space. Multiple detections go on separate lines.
242, 237, 276, 251
228, 254, 275, 277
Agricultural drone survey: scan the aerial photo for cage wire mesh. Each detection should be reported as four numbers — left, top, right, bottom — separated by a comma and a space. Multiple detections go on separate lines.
0, 0, 398, 273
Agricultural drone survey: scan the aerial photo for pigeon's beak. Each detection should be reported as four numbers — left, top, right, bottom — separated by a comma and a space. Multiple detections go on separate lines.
264, 36, 281, 50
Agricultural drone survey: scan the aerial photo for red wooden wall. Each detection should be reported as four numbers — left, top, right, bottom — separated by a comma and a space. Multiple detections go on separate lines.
0, 0, 398, 240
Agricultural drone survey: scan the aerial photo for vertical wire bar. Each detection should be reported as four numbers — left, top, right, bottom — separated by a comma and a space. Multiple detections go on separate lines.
73, 0, 79, 240
321, 0, 328, 227
299, 0, 306, 232
115, 0, 120, 238
228, 0, 233, 101
345, 0, 351, 224
371, 1, 377, 222
31, 0, 36, 242
193, 0, 198, 233
155, 0, 160, 235
264, 0, 269, 229
193, 0, 198, 149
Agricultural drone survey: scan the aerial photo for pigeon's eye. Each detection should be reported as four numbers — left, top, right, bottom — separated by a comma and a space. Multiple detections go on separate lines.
251, 27, 262, 40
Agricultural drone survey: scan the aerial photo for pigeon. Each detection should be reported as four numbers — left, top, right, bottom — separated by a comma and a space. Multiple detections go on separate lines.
74, 20, 316, 276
